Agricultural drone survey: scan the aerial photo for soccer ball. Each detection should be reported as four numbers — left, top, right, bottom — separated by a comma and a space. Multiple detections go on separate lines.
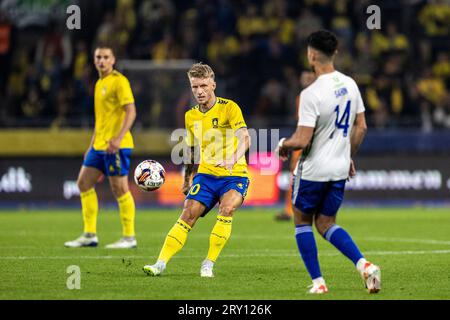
134, 160, 166, 192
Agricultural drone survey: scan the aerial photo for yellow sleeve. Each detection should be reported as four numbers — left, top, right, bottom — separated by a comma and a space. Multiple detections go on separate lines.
116, 76, 135, 106
228, 102, 247, 131
185, 112, 195, 147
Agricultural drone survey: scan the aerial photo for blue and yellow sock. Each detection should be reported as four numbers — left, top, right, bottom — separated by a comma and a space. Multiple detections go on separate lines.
323, 225, 364, 265
295, 224, 322, 280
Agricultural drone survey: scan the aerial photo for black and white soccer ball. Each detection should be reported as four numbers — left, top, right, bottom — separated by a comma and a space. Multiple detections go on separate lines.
134, 160, 166, 192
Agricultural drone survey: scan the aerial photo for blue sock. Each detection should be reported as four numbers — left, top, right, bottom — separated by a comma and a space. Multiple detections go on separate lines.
295, 224, 322, 280
323, 225, 364, 265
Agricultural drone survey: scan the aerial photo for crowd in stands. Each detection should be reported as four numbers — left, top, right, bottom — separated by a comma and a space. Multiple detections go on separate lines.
0, 0, 449, 131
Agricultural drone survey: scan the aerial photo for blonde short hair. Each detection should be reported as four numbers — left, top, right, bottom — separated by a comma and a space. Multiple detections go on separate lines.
187, 62, 215, 79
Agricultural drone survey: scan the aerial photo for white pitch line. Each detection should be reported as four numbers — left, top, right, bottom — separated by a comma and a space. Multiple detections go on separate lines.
2, 231, 449, 247
223, 249, 450, 258
361, 237, 450, 246
1, 249, 450, 260
362, 249, 450, 256
5, 233, 450, 240
1, 236, 449, 252
181, 234, 450, 246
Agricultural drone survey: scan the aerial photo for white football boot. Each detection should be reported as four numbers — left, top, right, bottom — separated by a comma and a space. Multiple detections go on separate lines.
105, 238, 137, 249
360, 261, 381, 293
143, 260, 166, 276
308, 278, 329, 294
64, 234, 98, 248
200, 259, 214, 278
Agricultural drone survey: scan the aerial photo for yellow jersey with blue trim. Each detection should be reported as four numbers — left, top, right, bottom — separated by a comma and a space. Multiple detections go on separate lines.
185, 97, 248, 178
93, 70, 135, 150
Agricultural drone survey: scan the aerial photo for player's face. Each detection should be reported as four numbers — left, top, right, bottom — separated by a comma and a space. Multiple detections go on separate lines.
94, 48, 115, 75
189, 77, 216, 105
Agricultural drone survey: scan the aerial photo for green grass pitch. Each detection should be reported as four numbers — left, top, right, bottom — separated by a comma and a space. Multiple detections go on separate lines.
0, 207, 449, 300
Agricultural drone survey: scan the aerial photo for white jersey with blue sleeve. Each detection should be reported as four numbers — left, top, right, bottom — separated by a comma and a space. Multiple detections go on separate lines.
295, 70, 365, 181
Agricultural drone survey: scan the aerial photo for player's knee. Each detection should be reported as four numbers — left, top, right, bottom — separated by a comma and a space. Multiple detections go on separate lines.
218, 205, 235, 217
180, 209, 197, 226
293, 207, 313, 225
315, 223, 327, 236
77, 178, 91, 193
180, 202, 201, 226
111, 184, 128, 198
315, 217, 335, 237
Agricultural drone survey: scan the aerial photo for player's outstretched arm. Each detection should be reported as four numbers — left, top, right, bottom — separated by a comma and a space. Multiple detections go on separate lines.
276, 126, 314, 161
284, 126, 314, 150
350, 112, 367, 157
107, 103, 137, 154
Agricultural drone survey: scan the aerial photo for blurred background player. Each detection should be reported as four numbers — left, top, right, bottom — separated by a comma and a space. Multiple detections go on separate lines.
276, 30, 381, 294
143, 63, 251, 277
64, 45, 137, 249
275, 70, 316, 221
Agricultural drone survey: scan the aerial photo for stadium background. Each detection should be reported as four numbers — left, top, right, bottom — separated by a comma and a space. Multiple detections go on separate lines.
0, 0, 449, 208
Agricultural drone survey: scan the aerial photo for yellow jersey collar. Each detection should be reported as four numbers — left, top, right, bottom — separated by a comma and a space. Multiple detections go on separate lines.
99, 69, 118, 80
198, 97, 219, 114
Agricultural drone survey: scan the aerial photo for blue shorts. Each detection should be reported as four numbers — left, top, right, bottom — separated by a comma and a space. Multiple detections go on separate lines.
186, 173, 250, 217
292, 178, 346, 216
83, 148, 132, 176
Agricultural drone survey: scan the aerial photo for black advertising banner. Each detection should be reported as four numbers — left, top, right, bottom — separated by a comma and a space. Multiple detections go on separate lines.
0, 155, 449, 206
0, 157, 165, 205
345, 155, 450, 201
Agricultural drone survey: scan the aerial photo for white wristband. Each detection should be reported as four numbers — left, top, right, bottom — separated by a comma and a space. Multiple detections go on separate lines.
278, 138, 286, 148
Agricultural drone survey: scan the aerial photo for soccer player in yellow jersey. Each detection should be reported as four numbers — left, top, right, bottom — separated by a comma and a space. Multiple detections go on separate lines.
65, 46, 138, 249
143, 63, 251, 277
